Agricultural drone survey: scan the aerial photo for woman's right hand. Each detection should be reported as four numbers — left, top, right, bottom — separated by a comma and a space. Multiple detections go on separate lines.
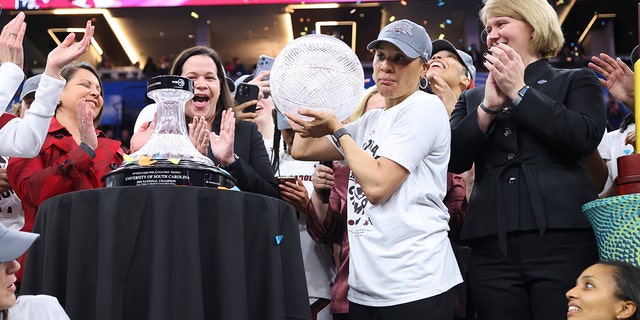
77, 99, 98, 150
129, 114, 156, 152
188, 116, 210, 155
249, 70, 271, 99
0, 12, 26, 69
44, 20, 95, 79
312, 163, 335, 194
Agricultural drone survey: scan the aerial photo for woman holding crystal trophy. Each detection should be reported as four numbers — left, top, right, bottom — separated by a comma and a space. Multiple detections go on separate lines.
275, 19, 461, 319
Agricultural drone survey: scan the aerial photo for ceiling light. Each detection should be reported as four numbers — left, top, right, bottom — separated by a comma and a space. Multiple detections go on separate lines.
47, 27, 103, 56
48, 8, 139, 64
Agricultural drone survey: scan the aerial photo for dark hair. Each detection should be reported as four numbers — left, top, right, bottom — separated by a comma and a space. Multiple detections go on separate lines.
620, 113, 635, 133
271, 108, 281, 172
601, 260, 640, 320
169, 46, 235, 125
59, 62, 104, 127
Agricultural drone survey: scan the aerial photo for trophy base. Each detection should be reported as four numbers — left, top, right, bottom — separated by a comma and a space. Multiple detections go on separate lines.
104, 160, 236, 189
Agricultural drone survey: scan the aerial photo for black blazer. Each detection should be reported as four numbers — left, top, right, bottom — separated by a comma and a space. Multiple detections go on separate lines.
210, 120, 280, 198
449, 59, 606, 244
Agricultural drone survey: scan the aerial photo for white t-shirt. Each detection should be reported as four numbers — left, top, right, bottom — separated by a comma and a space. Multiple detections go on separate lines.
133, 103, 157, 132
597, 124, 635, 197
7, 295, 69, 320
340, 90, 462, 307
0, 156, 23, 231
0, 64, 65, 158
277, 148, 336, 303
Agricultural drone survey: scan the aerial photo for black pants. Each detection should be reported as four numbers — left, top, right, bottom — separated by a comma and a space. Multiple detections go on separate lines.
349, 287, 455, 320
467, 229, 598, 320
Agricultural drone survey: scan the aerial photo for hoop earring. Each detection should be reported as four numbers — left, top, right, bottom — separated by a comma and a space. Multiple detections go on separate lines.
419, 76, 428, 90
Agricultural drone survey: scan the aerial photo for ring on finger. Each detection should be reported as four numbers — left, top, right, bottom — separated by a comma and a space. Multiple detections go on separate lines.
9, 32, 16, 36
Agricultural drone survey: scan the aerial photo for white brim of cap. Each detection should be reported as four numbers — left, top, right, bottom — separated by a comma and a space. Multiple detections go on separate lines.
0, 229, 39, 262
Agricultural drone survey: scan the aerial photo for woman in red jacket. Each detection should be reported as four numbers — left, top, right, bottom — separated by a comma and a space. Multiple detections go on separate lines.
8, 62, 123, 236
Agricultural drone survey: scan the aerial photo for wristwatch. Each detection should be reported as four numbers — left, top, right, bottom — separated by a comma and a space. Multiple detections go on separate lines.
512, 85, 530, 107
221, 153, 240, 169
332, 128, 351, 147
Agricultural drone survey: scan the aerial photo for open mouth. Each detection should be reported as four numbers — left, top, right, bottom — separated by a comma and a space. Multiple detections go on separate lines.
430, 61, 445, 69
192, 94, 210, 108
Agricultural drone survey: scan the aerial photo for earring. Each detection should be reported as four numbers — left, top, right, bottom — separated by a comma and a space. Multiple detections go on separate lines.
56, 101, 61, 106
419, 76, 428, 90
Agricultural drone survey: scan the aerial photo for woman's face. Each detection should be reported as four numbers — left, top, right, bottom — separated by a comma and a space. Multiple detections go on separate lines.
484, 15, 535, 60
372, 42, 427, 103
427, 50, 468, 90
255, 96, 275, 127
0, 260, 20, 310
566, 264, 629, 320
58, 68, 103, 119
181, 54, 221, 122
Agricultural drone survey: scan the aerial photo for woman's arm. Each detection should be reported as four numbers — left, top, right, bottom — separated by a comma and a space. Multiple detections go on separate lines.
288, 95, 443, 205
511, 68, 607, 158
223, 120, 280, 198
306, 163, 348, 245
8, 141, 98, 209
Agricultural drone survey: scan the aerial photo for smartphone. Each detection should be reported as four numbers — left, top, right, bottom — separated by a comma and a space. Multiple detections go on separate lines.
235, 82, 260, 113
277, 176, 297, 184
254, 55, 275, 80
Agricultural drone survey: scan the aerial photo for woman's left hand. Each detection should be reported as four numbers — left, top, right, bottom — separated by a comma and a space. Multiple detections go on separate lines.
188, 116, 210, 155
483, 43, 526, 100
233, 100, 258, 122
284, 109, 340, 138
77, 99, 97, 150
280, 177, 309, 213
210, 108, 236, 166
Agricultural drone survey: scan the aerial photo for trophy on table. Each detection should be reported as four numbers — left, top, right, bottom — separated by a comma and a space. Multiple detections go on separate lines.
104, 75, 236, 188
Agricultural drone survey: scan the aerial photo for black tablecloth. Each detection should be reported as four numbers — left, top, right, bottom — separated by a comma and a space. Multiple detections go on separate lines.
21, 186, 311, 320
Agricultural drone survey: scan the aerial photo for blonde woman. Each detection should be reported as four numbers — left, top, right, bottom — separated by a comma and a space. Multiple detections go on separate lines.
449, 0, 607, 318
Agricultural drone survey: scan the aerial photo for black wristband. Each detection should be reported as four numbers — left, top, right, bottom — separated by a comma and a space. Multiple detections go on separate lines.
479, 103, 500, 115
79, 142, 96, 159
332, 128, 350, 147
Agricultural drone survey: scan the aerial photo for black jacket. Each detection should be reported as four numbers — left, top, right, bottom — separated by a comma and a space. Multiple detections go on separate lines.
449, 59, 606, 244
210, 120, 280, 198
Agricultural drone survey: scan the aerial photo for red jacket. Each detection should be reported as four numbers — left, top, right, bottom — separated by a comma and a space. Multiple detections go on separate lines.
7, 118, 122, 281
8, 118, 123, 233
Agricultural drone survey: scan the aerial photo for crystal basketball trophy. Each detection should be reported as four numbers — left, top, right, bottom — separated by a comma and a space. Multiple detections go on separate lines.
104, 75, 236, 188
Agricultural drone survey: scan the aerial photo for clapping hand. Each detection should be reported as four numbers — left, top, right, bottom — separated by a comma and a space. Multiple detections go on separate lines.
210, 109, 236, 166
589, 53, 635, 108
0, 12, 26, 69
77, 99, 97, 150
189, 116, 210, 155
44, 20, 95, 79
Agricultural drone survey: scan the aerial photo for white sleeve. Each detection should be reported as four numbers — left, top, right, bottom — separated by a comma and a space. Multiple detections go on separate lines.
0, 73, 65, 158
11, 295, 70, 320
133, 103, 157, 132
0, 63, 24, 109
